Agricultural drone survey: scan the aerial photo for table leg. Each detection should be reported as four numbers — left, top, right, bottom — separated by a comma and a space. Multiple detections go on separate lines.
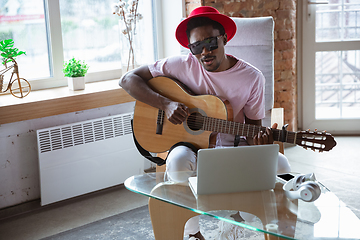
265, 233, 287, 240
148, 197, 199, 240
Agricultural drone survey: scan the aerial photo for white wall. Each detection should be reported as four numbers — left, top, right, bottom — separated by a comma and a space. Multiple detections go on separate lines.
0, 101, 150, 209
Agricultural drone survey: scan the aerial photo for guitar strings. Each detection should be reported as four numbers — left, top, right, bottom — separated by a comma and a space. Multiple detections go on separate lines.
184, 115, 328, 150
186, 115, 274, 138
186, 114, 298, 143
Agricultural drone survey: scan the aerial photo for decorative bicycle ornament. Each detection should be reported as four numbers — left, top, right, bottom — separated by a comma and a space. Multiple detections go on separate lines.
0, 57, 31, 98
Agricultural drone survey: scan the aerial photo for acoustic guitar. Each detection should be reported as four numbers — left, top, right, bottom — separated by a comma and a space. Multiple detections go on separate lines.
133, 76, 337, 153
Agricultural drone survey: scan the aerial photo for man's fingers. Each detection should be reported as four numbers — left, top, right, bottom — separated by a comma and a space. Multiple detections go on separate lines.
169, 112, 187, 124
181, 104, 190, 115
262, 132, 268, 143
253, 128, 274, 145
253, 135, 258, 145
257, 131, 264, 145
166, 102, 189, 125
266, 127, 274, 143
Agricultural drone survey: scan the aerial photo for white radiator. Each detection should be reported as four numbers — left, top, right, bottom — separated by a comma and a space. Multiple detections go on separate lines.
37, 113, 144, 206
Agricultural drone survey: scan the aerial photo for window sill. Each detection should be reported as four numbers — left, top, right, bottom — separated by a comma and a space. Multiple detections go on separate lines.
0, 79, 135, 125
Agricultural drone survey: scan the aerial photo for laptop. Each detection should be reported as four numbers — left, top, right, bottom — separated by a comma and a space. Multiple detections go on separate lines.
188, 144, 279, 196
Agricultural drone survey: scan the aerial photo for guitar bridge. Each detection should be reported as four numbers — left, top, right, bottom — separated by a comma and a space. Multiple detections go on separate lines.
156, 109, 165, 135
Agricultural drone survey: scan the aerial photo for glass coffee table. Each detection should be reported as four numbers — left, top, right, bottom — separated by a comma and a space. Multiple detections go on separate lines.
125, 172, 360, 240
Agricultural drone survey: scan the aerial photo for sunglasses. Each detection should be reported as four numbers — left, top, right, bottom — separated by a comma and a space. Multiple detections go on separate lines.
188, 35, 222, 55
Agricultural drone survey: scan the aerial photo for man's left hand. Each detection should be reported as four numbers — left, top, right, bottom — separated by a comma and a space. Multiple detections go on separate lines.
252, 123, 278, 145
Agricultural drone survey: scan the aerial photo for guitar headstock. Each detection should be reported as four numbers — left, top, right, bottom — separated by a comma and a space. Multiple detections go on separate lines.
295, 130, 337, 152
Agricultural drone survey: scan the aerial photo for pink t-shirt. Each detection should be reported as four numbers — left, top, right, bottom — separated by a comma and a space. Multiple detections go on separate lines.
148, 53, 265, 146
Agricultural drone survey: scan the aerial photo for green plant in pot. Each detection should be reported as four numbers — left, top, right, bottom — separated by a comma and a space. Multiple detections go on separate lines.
0, 39, 26, 64
63, 57, 89, 90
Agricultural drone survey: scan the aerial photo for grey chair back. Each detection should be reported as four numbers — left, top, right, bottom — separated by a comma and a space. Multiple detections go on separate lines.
225, 17, 274, 127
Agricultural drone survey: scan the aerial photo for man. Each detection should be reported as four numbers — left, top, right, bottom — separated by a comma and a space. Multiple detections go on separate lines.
120, 6, 291, 240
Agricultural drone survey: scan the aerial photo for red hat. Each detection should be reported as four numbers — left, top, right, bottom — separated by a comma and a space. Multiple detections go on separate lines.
175, 6, 237, 49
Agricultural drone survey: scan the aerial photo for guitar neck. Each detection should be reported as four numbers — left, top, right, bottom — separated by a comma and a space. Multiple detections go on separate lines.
201, 116, 296, 144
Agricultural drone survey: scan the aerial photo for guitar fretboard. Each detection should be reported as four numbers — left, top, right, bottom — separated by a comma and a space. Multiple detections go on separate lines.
199, 115, 297, 144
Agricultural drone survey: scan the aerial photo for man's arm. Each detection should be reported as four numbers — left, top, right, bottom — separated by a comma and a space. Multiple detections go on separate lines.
119, 65, 189, 124
245, 115, 276, 145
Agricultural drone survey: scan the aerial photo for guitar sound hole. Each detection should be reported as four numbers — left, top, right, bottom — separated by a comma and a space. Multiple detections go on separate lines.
187, 112, 204, 131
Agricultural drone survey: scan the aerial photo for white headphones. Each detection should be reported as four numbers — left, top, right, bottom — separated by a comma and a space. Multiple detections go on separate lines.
283, 173, 321, 202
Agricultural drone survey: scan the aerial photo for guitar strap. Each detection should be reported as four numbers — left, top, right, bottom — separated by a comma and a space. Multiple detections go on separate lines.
131, 120, 166, 166
131, 120, 199, 166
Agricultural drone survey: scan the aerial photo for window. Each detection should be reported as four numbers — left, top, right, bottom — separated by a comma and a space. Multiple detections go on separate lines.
60, 0, 123, 73
0, 0, 156, 91
316, 0, 360, 42
315, 0, 360, 119
316, 50, 360, 119
0, 0, 50, 80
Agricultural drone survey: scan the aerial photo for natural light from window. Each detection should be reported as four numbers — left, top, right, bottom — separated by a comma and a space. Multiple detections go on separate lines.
316, 0, 360, 42
0, 0, 156, 90
315, 0, 360, 119
0, 0, 50, 79
59, 0, 122, 73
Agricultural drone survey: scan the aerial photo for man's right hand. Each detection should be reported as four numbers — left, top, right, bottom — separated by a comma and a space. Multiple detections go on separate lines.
165, 101, 189, 125
119, 66, 190, 125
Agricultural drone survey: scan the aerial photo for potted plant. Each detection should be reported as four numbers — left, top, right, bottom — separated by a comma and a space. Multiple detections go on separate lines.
0, 39, 26, 64
63, 57, 89, 90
